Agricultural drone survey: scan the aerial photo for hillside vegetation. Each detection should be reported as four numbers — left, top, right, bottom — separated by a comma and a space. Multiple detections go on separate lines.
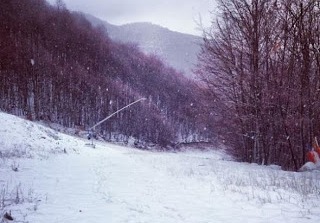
0, 0, 214, 147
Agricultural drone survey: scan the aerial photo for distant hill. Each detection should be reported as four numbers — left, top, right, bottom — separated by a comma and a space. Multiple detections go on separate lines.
0, 0, 215, 148
85, 14, 202, 79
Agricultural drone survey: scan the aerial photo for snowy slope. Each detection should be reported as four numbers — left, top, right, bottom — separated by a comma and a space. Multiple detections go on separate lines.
0, 112, 320, 222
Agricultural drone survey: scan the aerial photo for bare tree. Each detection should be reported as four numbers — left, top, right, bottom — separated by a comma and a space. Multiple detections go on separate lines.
198, 0, 320, 170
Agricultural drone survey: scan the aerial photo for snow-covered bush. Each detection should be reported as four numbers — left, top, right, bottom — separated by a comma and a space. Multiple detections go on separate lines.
212, 163, 320, 205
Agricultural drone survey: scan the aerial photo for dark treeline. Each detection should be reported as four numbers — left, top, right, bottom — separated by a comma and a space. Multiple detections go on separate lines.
198, 0, 320, 170
0, 0, 214, 148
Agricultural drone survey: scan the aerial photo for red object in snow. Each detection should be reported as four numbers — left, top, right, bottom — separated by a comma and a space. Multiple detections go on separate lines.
307, 151, 320, 163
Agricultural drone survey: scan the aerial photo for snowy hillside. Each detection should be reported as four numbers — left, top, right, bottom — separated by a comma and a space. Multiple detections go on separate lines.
0, 112, 320, 222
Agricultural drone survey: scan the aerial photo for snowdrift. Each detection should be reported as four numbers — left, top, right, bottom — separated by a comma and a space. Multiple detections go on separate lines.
0, 112, 320, 223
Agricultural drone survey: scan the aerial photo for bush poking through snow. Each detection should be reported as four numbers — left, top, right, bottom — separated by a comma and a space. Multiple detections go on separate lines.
211, 164, 320, 205
3, 211, 13, 221
0, 145, 30, 159
0, 183, 36, 210
10, 162, 19, 172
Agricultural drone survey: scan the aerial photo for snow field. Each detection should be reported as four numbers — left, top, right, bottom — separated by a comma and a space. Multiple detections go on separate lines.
0, 112, 320, 222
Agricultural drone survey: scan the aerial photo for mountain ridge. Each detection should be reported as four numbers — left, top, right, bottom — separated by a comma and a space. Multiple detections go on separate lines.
85, 14, 202, 79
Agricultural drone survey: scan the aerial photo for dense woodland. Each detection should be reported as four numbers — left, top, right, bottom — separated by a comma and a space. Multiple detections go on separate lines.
4, 0, 318, 171
198, 0, 320, 170
0, 0, 215, 148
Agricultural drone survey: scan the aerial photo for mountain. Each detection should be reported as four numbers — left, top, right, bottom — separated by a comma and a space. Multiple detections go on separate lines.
0, 0, 214, 148
85, 14, 202, 79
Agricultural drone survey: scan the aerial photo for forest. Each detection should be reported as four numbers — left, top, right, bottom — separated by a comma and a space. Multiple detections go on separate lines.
3, 0, 319, 171
0, 0, 215, 148
197, 0, 320, 170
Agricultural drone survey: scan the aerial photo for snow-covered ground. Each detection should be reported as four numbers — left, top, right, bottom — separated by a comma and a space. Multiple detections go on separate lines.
0, 112, 320, 223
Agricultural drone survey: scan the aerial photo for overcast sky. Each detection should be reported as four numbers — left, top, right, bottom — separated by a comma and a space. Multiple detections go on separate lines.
47, 0, 216, 36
